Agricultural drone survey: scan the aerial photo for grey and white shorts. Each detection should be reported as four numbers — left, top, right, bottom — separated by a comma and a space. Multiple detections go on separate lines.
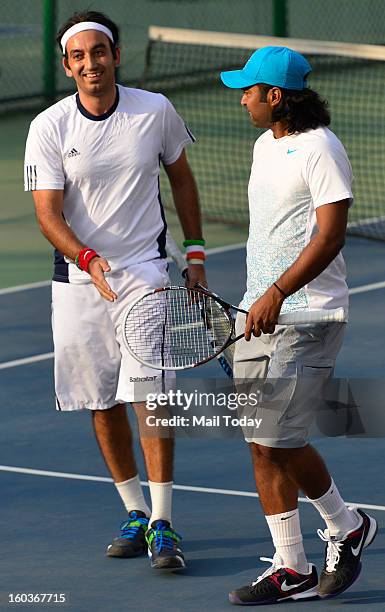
233, 312, 346, 448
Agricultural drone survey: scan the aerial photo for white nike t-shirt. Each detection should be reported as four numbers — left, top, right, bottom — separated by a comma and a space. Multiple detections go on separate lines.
243, 126, 353, 315
24, 85, 194, 283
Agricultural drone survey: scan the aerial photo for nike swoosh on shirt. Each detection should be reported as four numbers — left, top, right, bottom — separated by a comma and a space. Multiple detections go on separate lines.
287, 149, 298, 154
280, 579, 308, 592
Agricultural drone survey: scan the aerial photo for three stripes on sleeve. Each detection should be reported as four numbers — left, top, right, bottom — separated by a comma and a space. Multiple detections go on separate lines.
25, 165, 37, 190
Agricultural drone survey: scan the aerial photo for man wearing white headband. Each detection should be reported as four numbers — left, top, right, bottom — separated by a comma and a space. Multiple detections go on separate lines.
24, 10, 206, 572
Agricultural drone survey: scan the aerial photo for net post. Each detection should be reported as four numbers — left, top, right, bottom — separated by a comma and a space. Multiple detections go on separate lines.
43, 0, 57, 103
272, 0, 288, 37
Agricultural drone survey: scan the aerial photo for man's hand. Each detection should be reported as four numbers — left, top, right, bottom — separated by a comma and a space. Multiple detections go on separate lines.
88, 257, 118, 302
185, 263, 208, 289
244, 285, 285, 340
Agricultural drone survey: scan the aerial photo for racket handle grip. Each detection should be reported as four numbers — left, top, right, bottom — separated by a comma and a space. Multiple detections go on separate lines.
278, 307, 346, 324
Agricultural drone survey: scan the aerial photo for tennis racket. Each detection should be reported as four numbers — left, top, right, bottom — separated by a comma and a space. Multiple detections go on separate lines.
165, 231, 234, 376
121, 279, 346, 372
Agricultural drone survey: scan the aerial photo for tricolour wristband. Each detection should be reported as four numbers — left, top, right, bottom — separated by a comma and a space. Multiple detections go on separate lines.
75, 248, 100, 273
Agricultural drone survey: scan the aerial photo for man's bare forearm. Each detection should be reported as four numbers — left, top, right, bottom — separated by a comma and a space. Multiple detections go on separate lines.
164, 151, 203, 240
38, 213, 85, 260
164, 152, 207, 287
33, 190, 84, 260
170, 174, 203, 240
33, 189, 116, 300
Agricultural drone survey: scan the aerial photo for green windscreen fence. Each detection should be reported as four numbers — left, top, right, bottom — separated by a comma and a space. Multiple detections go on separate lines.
2, 2, 385, 240
142, 28, 385, 241
0, 22, 43, 103
0, 0, 273, 109
3, 0, 385, 108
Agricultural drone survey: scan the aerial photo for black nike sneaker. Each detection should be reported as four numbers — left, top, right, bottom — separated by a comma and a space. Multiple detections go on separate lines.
107, 510, 149, 558
145, 519, 186, 571
229, 554, 318, 605
317, 507, 378, 598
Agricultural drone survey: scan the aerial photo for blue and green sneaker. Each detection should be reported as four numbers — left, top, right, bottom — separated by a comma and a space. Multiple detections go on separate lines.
145, 519, 186, 571
107, 510, 149, 558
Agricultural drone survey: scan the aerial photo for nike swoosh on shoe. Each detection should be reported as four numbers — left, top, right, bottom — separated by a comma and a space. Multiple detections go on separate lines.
281, 579, 308, 592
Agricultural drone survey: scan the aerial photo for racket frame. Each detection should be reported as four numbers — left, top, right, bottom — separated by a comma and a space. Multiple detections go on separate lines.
121, 285, 236, 371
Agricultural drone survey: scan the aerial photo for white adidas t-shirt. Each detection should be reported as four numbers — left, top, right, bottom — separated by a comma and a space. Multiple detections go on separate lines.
24, 85, 194, 283
243, 126, 353, 315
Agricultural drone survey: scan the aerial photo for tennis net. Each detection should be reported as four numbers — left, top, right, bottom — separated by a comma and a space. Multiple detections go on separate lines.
141, 27, 385, 241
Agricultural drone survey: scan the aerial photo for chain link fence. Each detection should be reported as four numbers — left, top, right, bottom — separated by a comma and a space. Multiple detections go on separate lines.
288, 0, 385, 44
0, 1, 43, 103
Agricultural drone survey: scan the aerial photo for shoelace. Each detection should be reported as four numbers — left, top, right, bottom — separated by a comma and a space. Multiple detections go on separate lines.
148, 525, 182, 553
120, 517, 148, 540
317, 529, 343, 572
251, 555, 285, 586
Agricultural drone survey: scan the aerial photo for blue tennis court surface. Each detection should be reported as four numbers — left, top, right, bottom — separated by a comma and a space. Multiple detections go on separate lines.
1, 238, 384, 611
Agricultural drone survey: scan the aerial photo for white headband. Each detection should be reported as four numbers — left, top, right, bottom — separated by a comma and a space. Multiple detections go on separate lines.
61, 22, 114, 53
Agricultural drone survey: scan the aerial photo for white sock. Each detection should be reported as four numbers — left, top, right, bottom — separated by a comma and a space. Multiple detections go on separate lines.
307, 479, 361, 538
265, 509, 310, 574
148, 480, 173, 526
115, 475, 150, 517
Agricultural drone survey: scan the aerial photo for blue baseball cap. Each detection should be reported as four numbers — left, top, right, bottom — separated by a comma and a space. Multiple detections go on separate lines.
220, 46, 311, 90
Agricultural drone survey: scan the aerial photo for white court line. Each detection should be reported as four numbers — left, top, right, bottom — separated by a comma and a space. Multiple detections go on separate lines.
0, 245, 247, 297
0, 465, 384, 512
1, 275, 383, 300
349, 280, 385, 295
0, 242, 384, 297
0, 244, 384, 372
205, 242, 246, 255
0, 352, 54, 370
0, 280, 51, 296
0, 276, 384, 371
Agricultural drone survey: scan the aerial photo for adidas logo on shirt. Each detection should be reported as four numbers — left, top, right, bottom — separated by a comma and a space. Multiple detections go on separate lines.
67, 148, 81, 158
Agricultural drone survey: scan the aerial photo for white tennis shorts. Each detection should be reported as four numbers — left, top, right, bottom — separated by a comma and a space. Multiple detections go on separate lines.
51, 260, 174, 411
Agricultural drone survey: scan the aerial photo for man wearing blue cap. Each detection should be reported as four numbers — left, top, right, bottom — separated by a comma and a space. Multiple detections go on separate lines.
221, 47, 377, 605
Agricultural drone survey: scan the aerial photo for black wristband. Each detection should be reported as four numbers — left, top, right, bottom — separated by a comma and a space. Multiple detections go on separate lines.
273, 282, 288, 298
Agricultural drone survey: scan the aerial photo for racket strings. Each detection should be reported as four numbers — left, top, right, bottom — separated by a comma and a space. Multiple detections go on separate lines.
206, 302, 235, 368
124, 288, 232, 368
